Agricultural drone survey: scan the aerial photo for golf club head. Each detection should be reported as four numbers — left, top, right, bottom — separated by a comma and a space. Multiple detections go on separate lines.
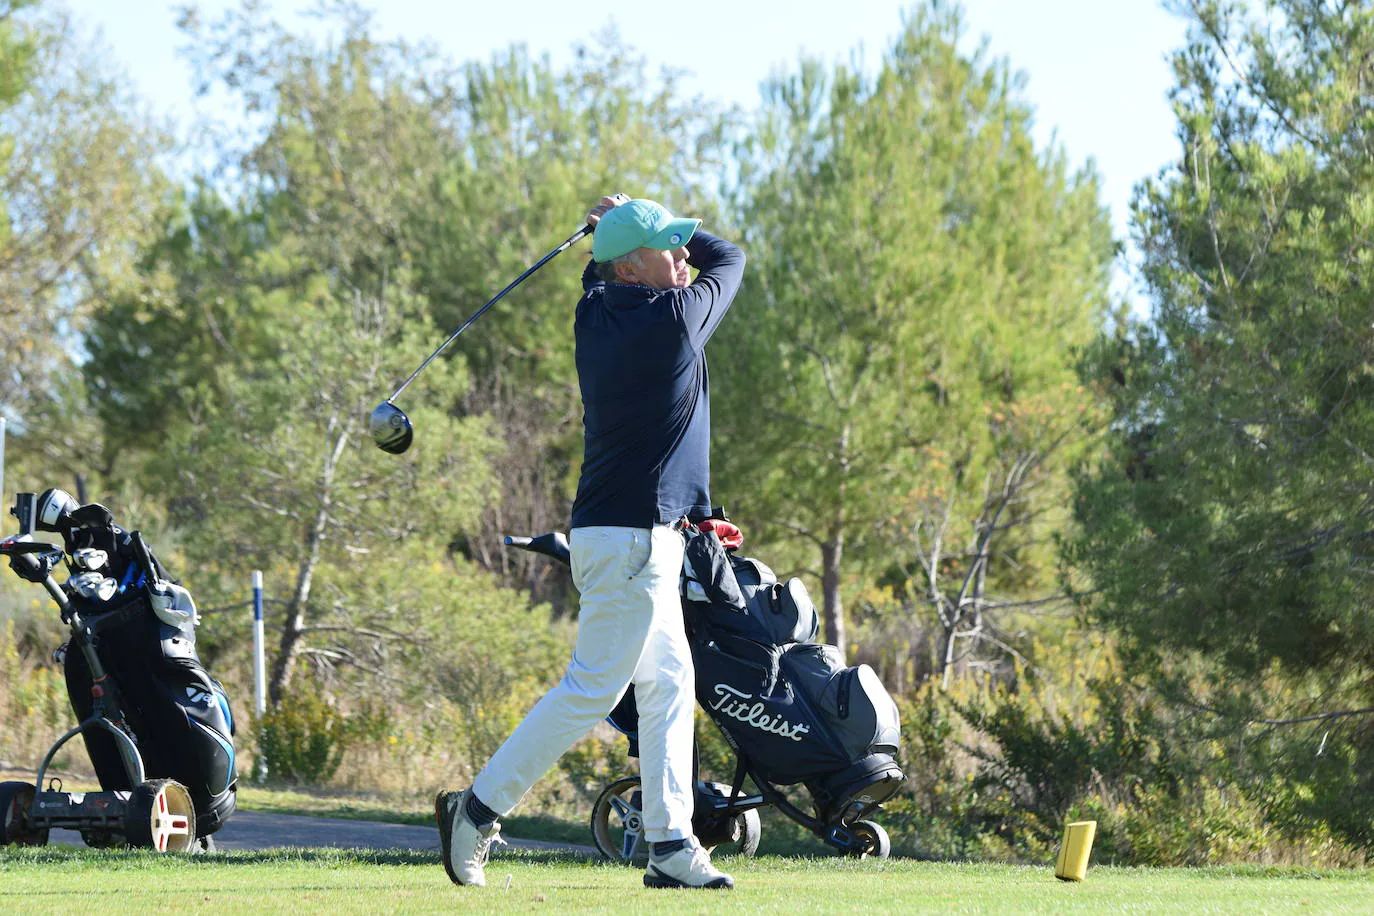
369, 401, 414, 454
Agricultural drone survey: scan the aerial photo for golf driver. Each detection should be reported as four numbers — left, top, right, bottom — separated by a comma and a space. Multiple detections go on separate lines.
370, 222, 594, 454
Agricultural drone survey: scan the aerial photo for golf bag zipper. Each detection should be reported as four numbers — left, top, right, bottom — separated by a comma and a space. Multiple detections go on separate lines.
703, 639, 781, 694
837, 668, 855, 719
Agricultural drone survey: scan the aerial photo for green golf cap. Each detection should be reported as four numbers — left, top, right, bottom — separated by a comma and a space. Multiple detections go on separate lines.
591, 198, 701, 262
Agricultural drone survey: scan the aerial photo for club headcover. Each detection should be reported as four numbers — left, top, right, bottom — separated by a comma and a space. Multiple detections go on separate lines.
36, 488, 78, 532
696, 518, 744, 551
68, 503, 116, 530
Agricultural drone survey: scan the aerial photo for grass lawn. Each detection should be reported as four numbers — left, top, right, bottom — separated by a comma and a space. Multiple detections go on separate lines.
1, 846, 1371, 914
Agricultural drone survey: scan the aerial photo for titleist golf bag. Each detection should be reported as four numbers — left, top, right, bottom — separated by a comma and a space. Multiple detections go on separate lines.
509, 521, 904, 852
36, 492, 238, 837
675, 527, 905, 825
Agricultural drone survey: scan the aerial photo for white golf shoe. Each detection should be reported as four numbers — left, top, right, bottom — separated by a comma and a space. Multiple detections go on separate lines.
436, 788, 505, 887
643, 839, 735, 890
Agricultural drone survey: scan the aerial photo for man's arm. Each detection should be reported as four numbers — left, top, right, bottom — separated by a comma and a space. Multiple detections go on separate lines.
582, 193, 629, 292
674, 231, 746, 350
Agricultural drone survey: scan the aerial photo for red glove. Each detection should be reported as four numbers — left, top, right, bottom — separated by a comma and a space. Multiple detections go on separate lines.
697, 518, 743, 550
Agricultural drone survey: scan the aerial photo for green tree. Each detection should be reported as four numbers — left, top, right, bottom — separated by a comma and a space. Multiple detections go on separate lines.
0, 3, 166, 419
401, 41, 732, 604
0, 0, 38, 249
147, 6, 734, 613
1069, 0, 1374, 850
83, 2, 727, 706
84, 7, 501, 702
717, 3, 1112, 658
169, 278, 498, 704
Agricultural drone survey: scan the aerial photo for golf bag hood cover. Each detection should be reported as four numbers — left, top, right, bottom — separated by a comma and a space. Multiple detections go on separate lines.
684, 527, 746, 610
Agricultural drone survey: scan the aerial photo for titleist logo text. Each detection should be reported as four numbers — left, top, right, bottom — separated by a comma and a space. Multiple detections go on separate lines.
709, 684, 811, 742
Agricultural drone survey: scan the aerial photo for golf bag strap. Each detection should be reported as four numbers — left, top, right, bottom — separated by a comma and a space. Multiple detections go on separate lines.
692, 736, 700, 796
729, 753, 748, 807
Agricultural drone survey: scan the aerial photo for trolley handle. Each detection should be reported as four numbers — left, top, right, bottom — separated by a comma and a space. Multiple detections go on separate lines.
0, 537, 73, 617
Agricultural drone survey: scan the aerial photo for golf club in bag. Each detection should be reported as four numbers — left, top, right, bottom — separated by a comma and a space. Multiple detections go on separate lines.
0, 490, 236, 851
370, 223, 593, 454
505, 520, 905, 859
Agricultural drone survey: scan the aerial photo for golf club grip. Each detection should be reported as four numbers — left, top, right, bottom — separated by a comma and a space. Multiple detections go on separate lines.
502, 532, 572, 565
130, 530, 166, 584
386, 224, 593, 402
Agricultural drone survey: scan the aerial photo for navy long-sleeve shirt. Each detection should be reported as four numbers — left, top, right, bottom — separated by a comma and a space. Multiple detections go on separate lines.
570, 231, 746, 529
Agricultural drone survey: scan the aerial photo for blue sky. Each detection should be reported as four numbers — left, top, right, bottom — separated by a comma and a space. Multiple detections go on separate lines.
61, 0, 1192, 308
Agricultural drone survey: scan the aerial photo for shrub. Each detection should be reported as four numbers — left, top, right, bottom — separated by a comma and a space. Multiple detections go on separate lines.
255, 686, 348, 784
0, 618, 72, 767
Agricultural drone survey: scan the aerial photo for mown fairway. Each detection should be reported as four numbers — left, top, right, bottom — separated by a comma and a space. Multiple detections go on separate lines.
1, 847, 1370, 914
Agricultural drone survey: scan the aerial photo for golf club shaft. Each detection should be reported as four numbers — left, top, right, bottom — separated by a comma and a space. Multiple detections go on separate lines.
385, 224, 593, 403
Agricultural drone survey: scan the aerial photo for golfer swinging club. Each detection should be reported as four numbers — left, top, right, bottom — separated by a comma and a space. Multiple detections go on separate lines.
437, 194, 746, 889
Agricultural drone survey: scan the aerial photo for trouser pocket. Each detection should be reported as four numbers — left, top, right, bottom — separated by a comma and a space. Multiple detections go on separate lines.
628, 526, 686, 582
625, 529, 653, 579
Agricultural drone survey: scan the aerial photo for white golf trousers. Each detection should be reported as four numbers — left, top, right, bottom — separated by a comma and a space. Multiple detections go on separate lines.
471, 524, 695, 843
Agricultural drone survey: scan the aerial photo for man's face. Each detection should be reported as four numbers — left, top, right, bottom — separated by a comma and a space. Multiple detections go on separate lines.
617, 246, 691, 289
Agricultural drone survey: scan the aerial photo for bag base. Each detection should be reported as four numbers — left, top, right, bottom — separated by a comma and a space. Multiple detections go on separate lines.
806, 753, 905, 826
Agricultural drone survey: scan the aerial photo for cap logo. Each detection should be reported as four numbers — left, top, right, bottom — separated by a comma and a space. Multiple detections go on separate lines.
669, 233, 682, 245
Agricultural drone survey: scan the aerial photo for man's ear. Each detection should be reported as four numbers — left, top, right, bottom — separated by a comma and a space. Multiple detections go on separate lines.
613, 253, 640, 284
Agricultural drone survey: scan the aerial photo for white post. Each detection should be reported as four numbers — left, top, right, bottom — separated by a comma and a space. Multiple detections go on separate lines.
252, 569, 268, 782
252, 570, 266, 717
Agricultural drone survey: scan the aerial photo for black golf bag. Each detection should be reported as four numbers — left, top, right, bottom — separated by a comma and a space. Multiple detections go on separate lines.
679, 529, 905, 825
54, 506, 237, 837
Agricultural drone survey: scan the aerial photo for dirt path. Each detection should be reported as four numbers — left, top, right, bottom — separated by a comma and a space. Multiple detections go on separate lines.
48, 809, 596, 854
3, 765, 593, 855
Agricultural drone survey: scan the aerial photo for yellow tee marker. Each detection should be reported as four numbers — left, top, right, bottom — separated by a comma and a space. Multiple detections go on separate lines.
1055, 820, 1097, 882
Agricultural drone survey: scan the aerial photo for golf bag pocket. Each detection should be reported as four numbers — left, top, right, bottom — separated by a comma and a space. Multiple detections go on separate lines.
684, 557, 783, 646
159, 620, 199, 660
693, 636, 850, 785
771, 578, 820, 645
781, 644, 902, 760
607, 687, 639, 746
164, 661, 238, 831
700, 633, 778, 692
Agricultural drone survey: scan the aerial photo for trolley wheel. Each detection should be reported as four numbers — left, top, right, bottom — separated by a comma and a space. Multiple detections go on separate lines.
695, 782, 762, 858
728, 806, 762, 858
848, 819, 891, 859
0, 781, 48, 847
125, 779, 196, 853
590, 775, 649, 864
